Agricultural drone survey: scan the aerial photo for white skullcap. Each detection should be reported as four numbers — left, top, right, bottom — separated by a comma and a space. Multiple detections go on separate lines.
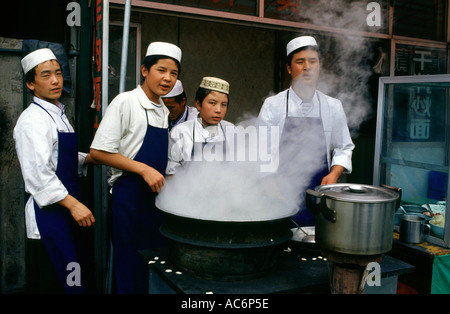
21, 48, 57, 74
162, 80, 184, 98
200, 77, 229, 95
146, 42, 182, 63
286, 36, 318, 56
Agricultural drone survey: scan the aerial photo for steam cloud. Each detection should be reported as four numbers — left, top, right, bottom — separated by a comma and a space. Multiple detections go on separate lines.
156, 0, 376, 221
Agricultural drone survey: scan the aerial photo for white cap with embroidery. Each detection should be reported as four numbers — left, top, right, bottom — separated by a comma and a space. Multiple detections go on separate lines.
200, 77, 230, 95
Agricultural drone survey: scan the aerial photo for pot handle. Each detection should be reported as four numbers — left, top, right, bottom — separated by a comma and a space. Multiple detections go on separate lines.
305, 189, 336, 223
381, 184, 402, 211
424, 223, 431, 236
306, 189, 321, 215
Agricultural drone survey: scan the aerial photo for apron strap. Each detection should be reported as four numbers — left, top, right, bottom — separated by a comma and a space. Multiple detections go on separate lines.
191, 120, 227, 159
285, 89, 323, 119
33, 102, 71, 132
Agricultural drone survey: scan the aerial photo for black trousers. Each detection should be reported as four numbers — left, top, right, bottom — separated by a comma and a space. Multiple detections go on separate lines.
26, 238, 64, 294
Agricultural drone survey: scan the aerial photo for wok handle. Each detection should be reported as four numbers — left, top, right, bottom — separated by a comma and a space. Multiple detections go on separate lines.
305, 189, 336, 223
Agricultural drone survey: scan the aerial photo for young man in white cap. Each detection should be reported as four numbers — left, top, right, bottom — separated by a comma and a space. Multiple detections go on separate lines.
166, 76, 234, 175
161, 79, 198, 131
90, 41, 181, 293
14, 48, 96, 293
258, 36, 354, 226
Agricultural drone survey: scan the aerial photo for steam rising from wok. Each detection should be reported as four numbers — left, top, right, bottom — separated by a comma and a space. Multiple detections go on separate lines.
157, 0, 376, 221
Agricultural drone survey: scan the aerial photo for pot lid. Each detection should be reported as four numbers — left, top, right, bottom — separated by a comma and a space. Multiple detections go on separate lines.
314, 183, 399, 203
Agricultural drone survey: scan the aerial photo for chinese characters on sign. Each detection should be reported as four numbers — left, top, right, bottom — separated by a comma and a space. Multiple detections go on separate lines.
393, 84, 446, 143
394, 44, 447, 141
395, 45, 447, 76
408, 88, 431, 140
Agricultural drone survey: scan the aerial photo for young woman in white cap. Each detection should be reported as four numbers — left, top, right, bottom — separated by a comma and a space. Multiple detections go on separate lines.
166, 76, 234, 175
161, 79, 198, 131
14, 48, 96, 293
258, 36, 354, 227
90, 41, 181, 293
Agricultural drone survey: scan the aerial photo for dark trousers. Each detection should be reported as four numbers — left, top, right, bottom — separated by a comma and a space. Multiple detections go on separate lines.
26, 238, 64, 294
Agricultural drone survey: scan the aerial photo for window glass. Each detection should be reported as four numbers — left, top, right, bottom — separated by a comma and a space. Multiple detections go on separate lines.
108, 23, 140, 103
264, 0, 388, 34
395, 44, 447, 76
393, 0, 446, 41
143, 0, 257, 16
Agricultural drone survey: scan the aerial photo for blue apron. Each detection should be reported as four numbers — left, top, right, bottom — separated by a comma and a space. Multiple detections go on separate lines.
278, 91, 329, 226
32, 102, 93, 294
111, 108, 168, 294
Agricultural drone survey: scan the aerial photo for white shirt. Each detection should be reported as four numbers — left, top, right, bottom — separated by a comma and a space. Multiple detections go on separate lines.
167, 117, 235, 175
258, 86, 354, 173
169, 105, 199, 130
90, 85, 170, 185
13, 97, 88, 239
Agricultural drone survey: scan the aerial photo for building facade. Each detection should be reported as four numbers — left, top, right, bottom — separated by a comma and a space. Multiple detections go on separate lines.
0, 0, 448, 292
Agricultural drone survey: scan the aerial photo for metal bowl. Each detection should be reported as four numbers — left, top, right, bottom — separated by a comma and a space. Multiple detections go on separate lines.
402, 205, 428, 214
291, 227, 315, 243
395, 211, 431, 225
422, 204, 446, 215
289, 227, 318, 252
394, 205, 432, 225
429, 214, 445, 239
430, 222, 444, 239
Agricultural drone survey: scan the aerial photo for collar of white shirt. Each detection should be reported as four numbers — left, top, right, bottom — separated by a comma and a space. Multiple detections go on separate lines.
194, 117, 222, 141
288, 86, 319, 117
136, 85, 168, 112
33, 96, 65, 114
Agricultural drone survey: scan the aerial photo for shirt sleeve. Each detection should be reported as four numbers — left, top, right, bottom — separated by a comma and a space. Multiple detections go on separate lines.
90, 94, 128, 153
257, 96, 283, 174
78, 152, 88, 176
329, 100, 355, 173
14, 112, 68, 208
166, 126, 186, 175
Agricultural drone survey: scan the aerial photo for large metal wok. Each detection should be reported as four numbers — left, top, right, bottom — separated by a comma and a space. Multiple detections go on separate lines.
155, 195, 294, 281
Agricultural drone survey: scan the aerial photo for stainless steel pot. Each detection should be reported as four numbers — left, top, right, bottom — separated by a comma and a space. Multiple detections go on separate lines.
306, 184, 400, 255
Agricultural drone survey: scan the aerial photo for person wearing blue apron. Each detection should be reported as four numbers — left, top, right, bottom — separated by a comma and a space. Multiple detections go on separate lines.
110, 109, 168, 293
32, 103, 94, 294
90, 42, 182, 293
14, 48, 95, 293
258, 36, 354, 226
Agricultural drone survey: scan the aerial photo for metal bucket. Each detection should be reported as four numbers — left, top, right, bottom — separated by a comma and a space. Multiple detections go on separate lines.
400, 214, 431, 244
